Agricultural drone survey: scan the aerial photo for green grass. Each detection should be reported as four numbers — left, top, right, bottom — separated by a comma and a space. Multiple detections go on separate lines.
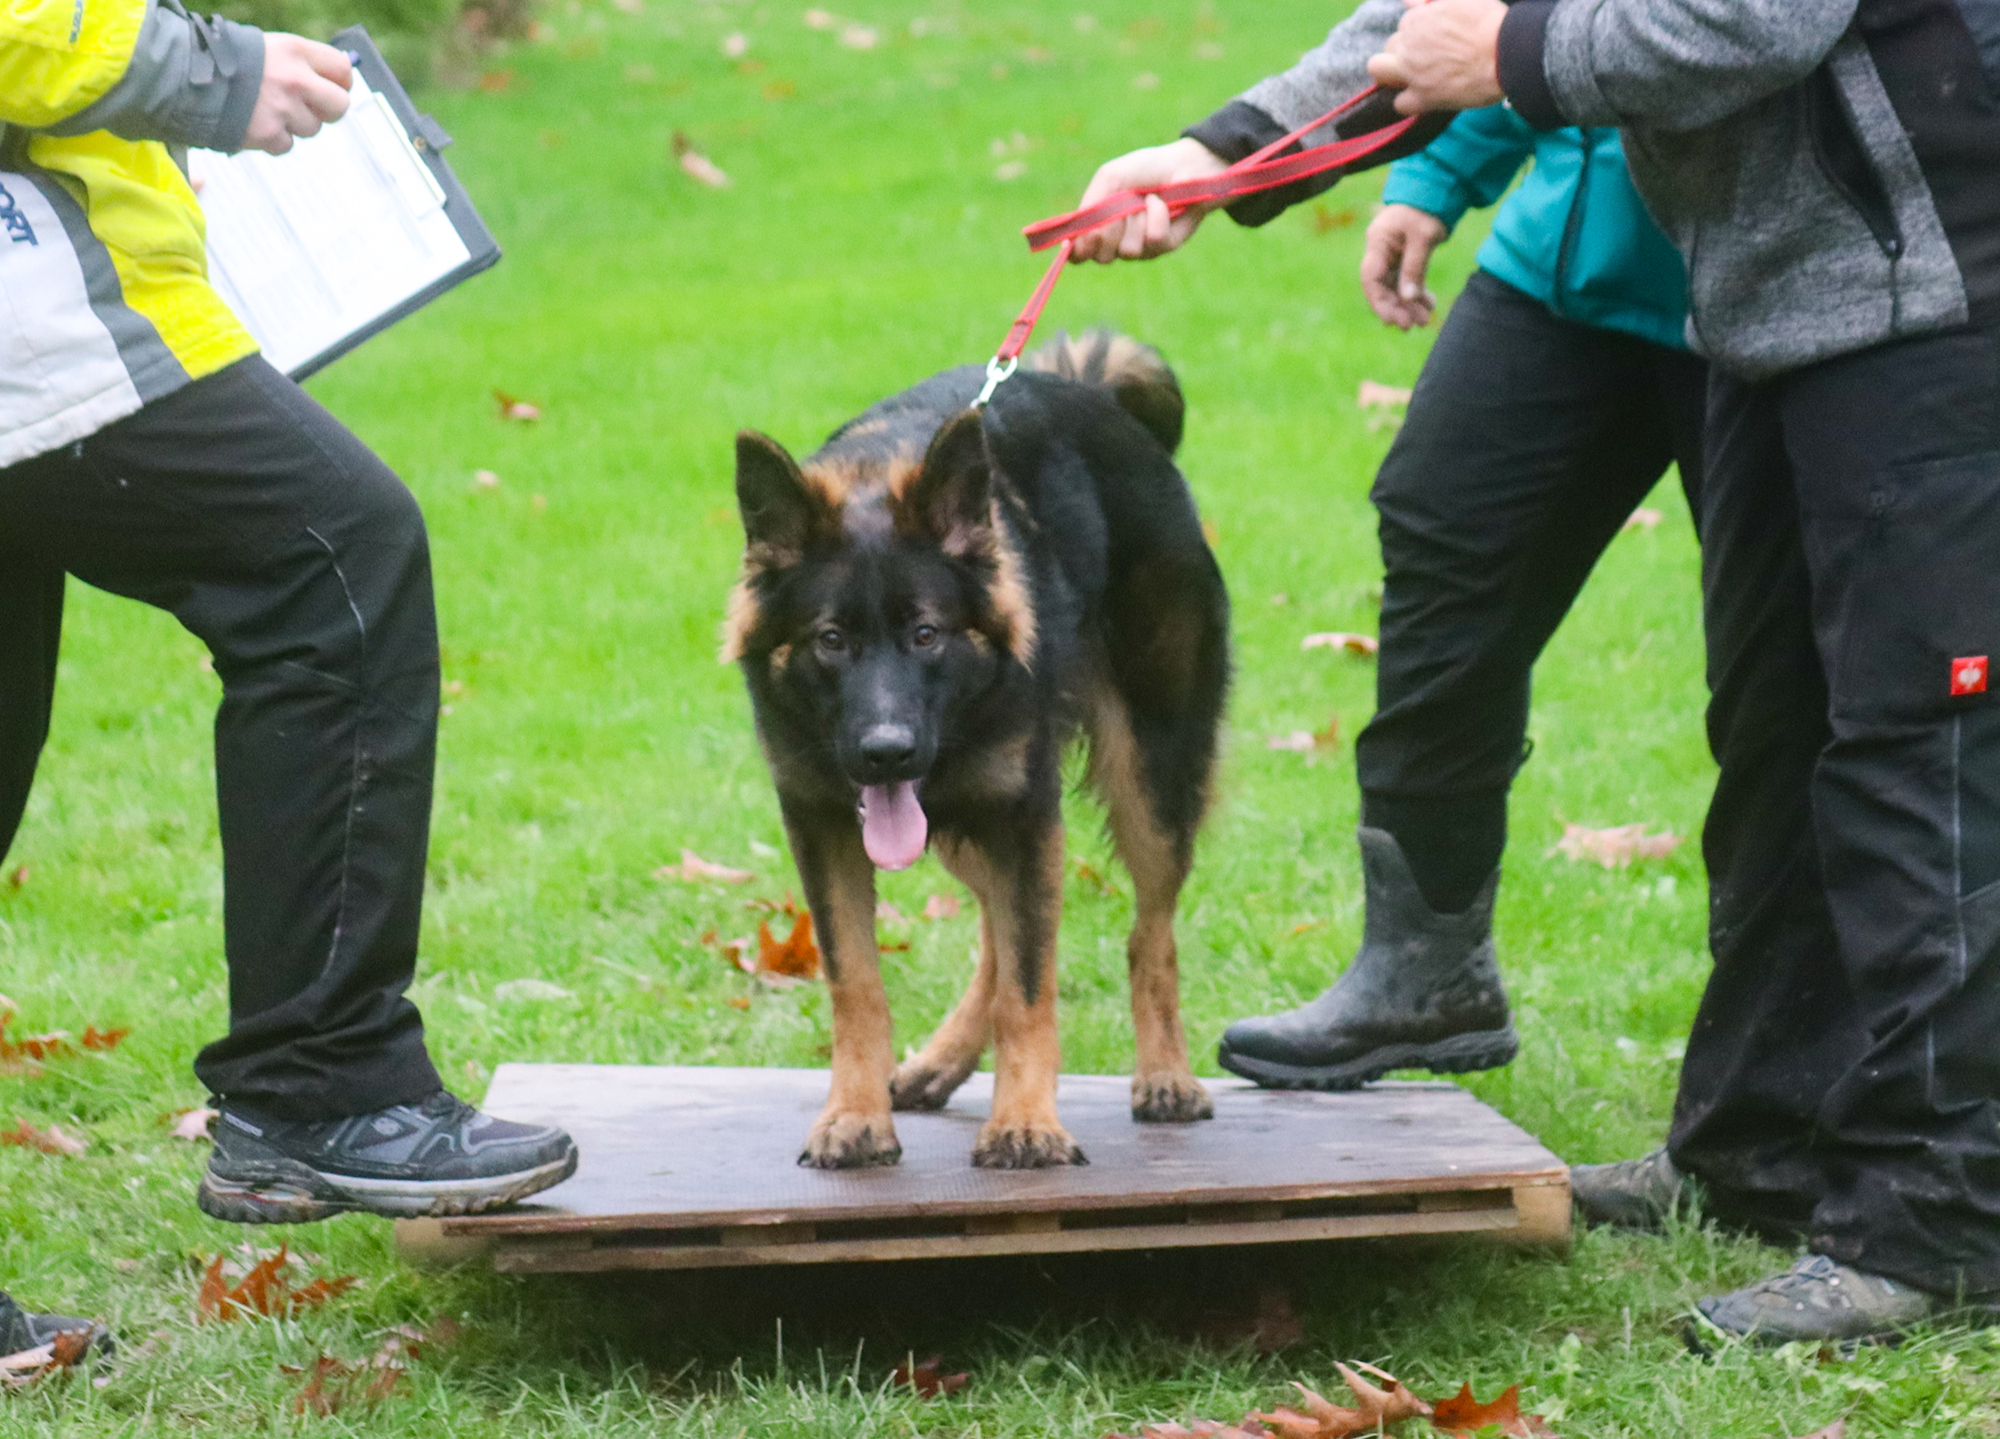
3, 1, 1996, 1434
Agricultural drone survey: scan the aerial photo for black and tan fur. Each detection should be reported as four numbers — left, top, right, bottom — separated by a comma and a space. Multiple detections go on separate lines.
726, 330, 1230, 1169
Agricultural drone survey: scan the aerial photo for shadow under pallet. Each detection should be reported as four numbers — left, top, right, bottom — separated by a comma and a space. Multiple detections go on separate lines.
397, 1065, 1571, 1273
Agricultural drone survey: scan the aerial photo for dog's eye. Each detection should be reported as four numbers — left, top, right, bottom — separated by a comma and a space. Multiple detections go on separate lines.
912, 624, 939, 648
817, 628, 845, 652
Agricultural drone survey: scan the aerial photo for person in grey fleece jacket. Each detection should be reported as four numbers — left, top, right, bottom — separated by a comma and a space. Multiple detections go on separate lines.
1076, 0, 2000, 1343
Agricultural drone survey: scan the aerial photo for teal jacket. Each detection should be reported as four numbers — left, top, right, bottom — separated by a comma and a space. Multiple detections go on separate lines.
1380, 105, 1689, 351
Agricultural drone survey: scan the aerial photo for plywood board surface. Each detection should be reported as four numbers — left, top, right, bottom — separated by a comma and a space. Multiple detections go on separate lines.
440, 1065, 1565, 1238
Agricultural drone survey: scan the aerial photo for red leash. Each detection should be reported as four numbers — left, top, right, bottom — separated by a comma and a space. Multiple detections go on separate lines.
976, 85, 1415, 406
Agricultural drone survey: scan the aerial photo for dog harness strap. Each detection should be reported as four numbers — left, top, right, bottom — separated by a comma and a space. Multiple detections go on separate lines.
979, 85, 1416, 405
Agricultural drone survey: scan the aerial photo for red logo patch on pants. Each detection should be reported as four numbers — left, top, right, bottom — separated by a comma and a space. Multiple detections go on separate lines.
1953, 656, 1990, 696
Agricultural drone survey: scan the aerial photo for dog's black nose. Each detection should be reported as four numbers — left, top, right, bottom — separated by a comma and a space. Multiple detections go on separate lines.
858, 724, 918, 770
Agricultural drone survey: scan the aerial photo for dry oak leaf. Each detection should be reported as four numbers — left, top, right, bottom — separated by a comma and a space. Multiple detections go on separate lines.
491, 387, 542, 422
80, 1026, 128, 1051
1302, 632, 1379, 658
672, 130, 732, 188
3, 865, 24, 892
1268, 715, 1340, 761
195, 1247, 357, 1324
169, 1107, 218, 1142
285, 1351, 407, 1416
0, 1120, 87, 1157
1430, 1382, 1558, 1437
1552, 822, 1682, 869
757, 910, 821, 979
0, 1328, 94, 1390
655, 848, 755, 883
890, 1354, 968, 1398
922, 892, 961, 921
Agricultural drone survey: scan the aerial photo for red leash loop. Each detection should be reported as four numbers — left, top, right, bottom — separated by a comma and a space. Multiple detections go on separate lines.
977, 85, 1413, 406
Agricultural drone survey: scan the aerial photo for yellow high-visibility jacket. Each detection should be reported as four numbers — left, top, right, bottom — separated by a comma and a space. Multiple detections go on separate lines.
0, 0, 264, 467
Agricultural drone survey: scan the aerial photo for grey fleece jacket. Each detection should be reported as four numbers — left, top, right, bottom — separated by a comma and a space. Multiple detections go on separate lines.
1191, 0, 2000, 381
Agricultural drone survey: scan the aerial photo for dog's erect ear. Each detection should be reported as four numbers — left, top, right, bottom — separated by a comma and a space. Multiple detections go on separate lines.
897, 409, 993, 557
735, 431, 819, 566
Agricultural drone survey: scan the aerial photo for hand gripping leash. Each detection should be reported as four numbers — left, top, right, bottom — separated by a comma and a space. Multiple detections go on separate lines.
975, 84, 1418, 409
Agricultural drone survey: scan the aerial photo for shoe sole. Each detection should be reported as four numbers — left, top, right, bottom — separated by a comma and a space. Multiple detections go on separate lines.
1216, 1025, 1519, 1091
196, 1147, 579, 1225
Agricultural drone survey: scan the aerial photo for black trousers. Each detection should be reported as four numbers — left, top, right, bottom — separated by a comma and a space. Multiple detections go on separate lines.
0, 357, 441, 1119
1672, 325, 2000, 1296
1356, 271, 1708, 910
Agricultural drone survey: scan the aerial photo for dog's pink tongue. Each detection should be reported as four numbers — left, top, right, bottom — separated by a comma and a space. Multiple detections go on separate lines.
859, 782, 927, 871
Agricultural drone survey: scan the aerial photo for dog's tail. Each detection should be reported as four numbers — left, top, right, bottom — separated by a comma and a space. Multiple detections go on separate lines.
1026, 328, 1185, 456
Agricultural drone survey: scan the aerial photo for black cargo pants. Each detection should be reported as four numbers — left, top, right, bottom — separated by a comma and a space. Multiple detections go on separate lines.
0, 356, 442, 1119
1355, 270, 1708, 911
1673, 324, 2000, 1297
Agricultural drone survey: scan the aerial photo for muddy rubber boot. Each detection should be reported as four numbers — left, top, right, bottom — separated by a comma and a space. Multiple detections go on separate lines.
1217, 827, 1517, 1090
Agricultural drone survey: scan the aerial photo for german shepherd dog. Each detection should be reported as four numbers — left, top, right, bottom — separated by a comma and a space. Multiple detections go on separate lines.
724, 332, 1229, 1169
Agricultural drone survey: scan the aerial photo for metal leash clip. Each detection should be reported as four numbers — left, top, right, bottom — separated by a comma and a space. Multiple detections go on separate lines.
973, 354, 1017, 409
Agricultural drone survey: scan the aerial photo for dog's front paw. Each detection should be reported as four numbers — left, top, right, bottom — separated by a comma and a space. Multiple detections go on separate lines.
972, 1118, 1087, 1169
891, 1055, 977, 1112
1131, 1072, 1214, 1123
799, 1109, 902, 1169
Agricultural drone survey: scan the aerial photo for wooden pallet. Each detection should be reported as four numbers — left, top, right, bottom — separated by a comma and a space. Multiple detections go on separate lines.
397, 1065, 1570, 1273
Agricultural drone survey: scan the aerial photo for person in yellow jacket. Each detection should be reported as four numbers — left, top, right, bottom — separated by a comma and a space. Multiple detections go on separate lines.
0, 0, 578, 1224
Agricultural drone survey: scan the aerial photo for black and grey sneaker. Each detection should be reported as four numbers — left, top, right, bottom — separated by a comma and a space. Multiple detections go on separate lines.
1570, 1146, 1697, 1229
197, 1090, 578, 1225
0, 1290, 112, 1362
1695, 1255, 1935, 1345
1217, 827, 1517, 1090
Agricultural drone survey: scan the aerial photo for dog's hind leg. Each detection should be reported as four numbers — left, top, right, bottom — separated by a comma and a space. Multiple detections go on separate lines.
1089, 683, 1214, 1124
786, 802, 902, 1169
891, 851, 995, 1111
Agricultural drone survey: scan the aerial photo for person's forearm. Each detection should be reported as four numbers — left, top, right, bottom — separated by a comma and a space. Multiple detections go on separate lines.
1502, 0, 1858, 132
40, 0, 264, 151
1220, 0, 1408, 148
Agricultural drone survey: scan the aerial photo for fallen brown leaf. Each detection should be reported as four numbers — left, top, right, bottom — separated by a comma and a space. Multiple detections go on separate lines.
1357, 380, 1412, 409
1301, 632, 1378, 658
1623, 506, 1664, 532
169, 1107, 218, 1142
922, 892, 961, 921
655, 847, 755, 883
1552, 822, 1682, 869
672, 130, 732, 187
890, 1354, 968, 1398
1311, 204, 1358, 234
0, 1120, 87, 1157
195, 1247, 357, 1324
0, 1328, 94, 1390
1073, 861, 1119, 896
492, 387, 541, 422
757, 911, 821, 980
477, 68, 515, 92
4, 865, 24, 892
1268, 715, 1340, 761
1430, 1382, 1557, 1437
726, 995, 752, 1010
79, 1026, 128, 1051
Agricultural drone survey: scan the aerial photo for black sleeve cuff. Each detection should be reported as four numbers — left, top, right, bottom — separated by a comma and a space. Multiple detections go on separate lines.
1182, 100, 1308, 227
1496, 0, 1565, 131
1181, 95, 1453, 227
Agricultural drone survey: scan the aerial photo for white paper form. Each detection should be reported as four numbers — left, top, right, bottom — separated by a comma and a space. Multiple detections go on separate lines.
190, 74, 471, 375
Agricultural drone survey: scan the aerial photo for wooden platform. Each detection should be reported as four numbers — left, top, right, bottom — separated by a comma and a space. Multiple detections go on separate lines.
397, 1065, 1570, 1273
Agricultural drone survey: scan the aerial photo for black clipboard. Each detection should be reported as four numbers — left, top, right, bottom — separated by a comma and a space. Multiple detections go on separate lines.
193, 25, 500, 381
292, 26, 501, 379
